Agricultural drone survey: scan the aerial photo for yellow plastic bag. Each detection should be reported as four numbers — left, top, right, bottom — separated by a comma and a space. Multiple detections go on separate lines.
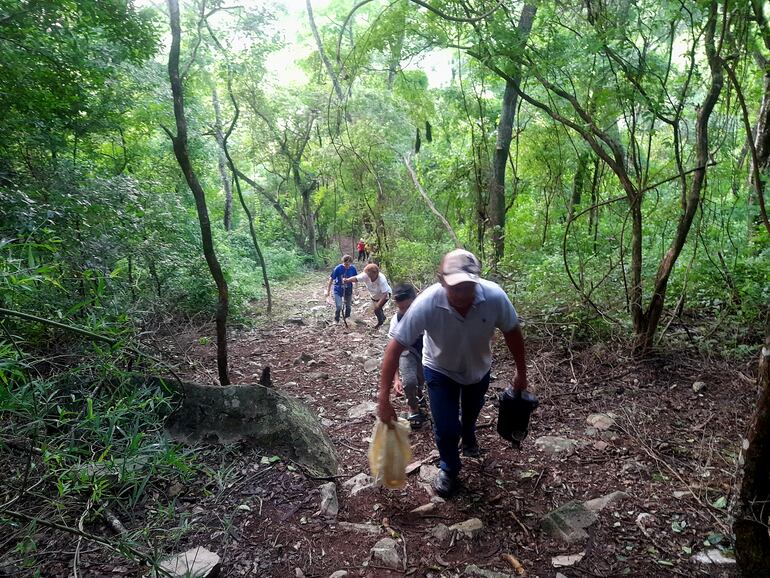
368, 418, 412, 489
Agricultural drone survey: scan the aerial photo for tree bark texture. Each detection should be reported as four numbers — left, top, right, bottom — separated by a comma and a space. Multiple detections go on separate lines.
734, 306, 770, 574
487, 3, 536, 265
166, 0, 230, 385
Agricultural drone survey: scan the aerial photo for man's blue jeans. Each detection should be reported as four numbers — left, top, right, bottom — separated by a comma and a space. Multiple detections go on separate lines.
333, 291, 352, 321
425, 367, 490, 477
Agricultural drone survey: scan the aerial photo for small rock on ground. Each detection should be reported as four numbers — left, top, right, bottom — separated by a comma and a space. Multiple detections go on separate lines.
693, 549, 736, 564
409, 503, 437, 517
535, 436, 579, 456
363, 358, 380, 372
319, 482, 339, 518
342, 473, 374, 496
464, 564, 512, 578
693, 381, 706, 393
419, 464, 440, 483
328, 572, 349, 578
346, 401, 377, 419
450, 518, 484, 539
583, 490, 627, 512
586, 412, 615, 430
429, 523, 451, 543
156, 546, 220, 578
540, 502, 598, 543
335, 522, 381, 535
370, 537, 402, 569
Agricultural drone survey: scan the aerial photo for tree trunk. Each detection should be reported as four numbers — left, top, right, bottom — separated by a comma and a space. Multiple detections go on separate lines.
386, 3, 406, 90
306, 0, 350, 120
734, 306, 770, 574
635, 1, 723, 353
166, 0, 230, 385
487, 3, 536, 265
222, 78, 272, 314
568, 152, 591, 222
212, 86, 233, 231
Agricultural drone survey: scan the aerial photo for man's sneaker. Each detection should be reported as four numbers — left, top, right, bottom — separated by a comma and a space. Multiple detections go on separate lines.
432, 470, 460, 498
407, 411, 426, 429
462, 444, 482, 458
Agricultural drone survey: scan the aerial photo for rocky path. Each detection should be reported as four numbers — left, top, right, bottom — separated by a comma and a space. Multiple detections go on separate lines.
160, 272, 749, 577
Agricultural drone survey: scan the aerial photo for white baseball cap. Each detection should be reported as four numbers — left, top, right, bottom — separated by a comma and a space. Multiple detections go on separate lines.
441, 249, 481, 286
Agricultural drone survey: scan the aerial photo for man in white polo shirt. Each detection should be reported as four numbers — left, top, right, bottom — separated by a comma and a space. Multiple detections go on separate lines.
344, 263, 391, 328
377, 249, 528, 497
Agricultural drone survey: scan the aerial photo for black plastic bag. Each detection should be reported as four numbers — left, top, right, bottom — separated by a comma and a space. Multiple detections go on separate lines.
496, 388, 539, 448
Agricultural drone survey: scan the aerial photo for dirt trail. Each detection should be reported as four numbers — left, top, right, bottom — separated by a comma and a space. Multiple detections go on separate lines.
167, 271, 748, 577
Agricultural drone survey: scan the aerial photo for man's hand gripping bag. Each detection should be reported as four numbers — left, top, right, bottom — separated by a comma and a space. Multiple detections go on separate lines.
368, 419, 412, 489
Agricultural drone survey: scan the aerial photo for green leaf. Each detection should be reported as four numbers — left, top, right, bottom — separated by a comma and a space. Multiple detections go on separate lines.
711, 496, 727, 509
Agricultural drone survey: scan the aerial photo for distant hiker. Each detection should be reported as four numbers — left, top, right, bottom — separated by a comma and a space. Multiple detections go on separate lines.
326, 255, 357, 324
377, 249, 528, 498
357, 238, 367, 262
344, 263, 391, 328
389, 283, 426, 428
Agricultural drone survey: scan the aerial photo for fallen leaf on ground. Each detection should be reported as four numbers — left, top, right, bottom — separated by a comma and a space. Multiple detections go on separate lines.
552, 552, 585, 568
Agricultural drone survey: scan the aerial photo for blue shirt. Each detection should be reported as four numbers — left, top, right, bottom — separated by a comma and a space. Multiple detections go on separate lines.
391, 280, 519, 384
330, 264, 357, 296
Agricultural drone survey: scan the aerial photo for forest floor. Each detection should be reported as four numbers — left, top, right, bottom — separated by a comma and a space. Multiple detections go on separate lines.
156, 271, 753, 578
5, 271, 756, 578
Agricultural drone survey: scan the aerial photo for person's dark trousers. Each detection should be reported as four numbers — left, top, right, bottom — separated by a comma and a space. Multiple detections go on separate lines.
424, 367, 490, 477
372, 297, 388, 326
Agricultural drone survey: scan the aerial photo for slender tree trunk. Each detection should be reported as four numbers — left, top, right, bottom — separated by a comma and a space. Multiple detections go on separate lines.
488, 3, 536, 265
212, 86, 233, 231
166, 0, 229, 385
386, 3, 406, 90
404, 154, 462, 248
306, 0, 350, 121
222, 78, 272, 314
568, 152, 590, 222
636, 1, 723, 353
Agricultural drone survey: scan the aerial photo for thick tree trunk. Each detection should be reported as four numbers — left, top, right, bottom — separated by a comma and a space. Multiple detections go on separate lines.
212, 87, 233, 231
734, 307, 770, 574
487, 3, 536, 265
166, 0, 229, 385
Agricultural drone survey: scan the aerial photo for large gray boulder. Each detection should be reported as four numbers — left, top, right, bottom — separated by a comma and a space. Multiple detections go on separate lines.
164, 381, 337, 476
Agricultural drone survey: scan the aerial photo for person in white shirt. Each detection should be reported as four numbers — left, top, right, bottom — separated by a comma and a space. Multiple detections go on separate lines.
344, 263, 391, 328
377, 249, 528, 498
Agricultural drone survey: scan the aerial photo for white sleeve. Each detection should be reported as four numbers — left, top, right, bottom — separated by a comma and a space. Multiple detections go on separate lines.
495, 288, 519, 332
392, 297, 428, 347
